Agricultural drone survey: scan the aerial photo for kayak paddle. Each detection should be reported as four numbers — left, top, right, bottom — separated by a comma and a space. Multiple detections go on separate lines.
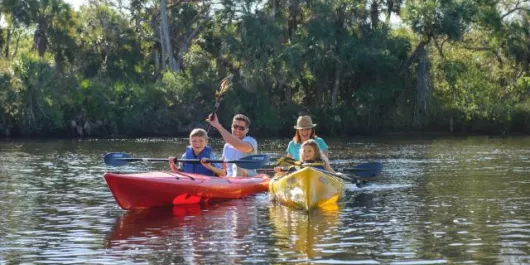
275, 156, 383, 179
256, 166, 371, 187
104, 152, 269, 170
206, 74, 233, 134
336, 162, 383, 178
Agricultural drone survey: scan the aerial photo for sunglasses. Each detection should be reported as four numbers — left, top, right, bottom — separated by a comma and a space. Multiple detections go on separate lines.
232, 124, 247, 131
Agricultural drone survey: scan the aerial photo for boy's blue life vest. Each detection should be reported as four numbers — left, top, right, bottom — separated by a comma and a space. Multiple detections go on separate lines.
182, 146, 215, 176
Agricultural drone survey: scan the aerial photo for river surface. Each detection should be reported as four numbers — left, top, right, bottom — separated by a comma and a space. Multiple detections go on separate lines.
1, 136, 530, 264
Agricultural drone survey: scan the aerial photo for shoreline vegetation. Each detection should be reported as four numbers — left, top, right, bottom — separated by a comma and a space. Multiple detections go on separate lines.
1, 129, 526, 140
1, 1, 529, 138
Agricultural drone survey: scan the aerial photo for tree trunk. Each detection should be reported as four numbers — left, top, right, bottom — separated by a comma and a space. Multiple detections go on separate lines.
34, 17, 47, 57
160, 0, 177, 71
154, 48, 160, 71
316, 81, 323, 107
413, 44, 430, 128
331, 62, 340, 107
175, 42, 187, 72
401, 39, 430, 73
3, 27, 11, 58
54, 53, 64, 74
274, 65, 286, 103
285, 83, 292, 104
386, 0, 393, 24
271, 0, 280, 18
13, 32, 20, 57
175, 14, 211, 72
0, 15, 3, 55
288, 0, 299, 42
150, 10, 162, 71
159, 26, 166, 70
370, 0, 379, 29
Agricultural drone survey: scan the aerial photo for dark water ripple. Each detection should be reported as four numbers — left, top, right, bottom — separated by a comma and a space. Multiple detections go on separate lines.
1, 136, 530, 264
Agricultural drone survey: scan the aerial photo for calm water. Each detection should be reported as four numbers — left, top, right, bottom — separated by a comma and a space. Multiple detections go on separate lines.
1, 136, 530, 264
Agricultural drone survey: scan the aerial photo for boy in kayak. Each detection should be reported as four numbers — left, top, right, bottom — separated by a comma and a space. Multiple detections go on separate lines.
168, 128, 226, 176
275, 139, 335, 174
206, 113, 257, 177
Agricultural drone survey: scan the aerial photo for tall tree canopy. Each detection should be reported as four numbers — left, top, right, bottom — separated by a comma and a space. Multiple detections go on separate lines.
0, 0, 529, 137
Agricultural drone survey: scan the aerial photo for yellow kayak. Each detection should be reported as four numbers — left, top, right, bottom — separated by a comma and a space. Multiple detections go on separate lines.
269, 167, 345, 210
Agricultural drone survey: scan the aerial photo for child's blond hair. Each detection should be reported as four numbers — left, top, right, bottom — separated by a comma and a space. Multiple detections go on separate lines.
189, 128, 208, 139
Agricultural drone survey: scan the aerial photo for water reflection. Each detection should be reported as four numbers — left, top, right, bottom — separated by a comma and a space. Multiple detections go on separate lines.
269, 204, 341, 261
104, 197, 273, 264
107, 205, 203, 245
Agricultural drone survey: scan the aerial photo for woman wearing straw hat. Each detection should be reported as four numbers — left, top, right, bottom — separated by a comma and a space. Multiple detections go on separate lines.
286, 115, 329, 160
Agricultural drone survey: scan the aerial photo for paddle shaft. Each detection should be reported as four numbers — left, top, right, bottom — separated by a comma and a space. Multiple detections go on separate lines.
104, 152, 269, 170
275, 157, 379, 171
206, 98, 222, 133
257, 167, 375, 174
257, 167, 356, 181
272, 157, 382, 179
114, 157, 254, 164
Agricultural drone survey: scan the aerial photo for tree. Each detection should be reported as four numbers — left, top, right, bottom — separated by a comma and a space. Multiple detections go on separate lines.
402, 0, 480, 127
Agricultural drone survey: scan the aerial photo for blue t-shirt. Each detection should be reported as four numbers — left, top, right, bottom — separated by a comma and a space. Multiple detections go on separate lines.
223, 136, 258, 177
286, 137, 328, 160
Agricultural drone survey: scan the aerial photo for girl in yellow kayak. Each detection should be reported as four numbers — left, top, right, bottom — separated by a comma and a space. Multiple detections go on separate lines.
275, 139, 336, 174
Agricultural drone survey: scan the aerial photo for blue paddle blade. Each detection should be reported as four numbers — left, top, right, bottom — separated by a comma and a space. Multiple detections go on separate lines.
352, 162, 383, 178
104, 152, 131, 167
233, 154, 270, 170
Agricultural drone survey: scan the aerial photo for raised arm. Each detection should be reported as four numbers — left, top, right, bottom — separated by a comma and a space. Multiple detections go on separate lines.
206, 114, 254, 153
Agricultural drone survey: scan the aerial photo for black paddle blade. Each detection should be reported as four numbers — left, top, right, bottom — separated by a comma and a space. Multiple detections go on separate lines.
234, 154, 270, 170
104, 152, 132, 167
340, 162, 383, 178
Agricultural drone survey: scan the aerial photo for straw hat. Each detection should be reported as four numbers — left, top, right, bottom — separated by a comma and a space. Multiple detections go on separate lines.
293, 115, 317, 129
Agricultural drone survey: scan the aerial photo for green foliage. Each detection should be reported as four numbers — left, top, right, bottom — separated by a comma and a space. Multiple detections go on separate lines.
0, 63, 19, 134
0, 0, 529, 137
403, 0, 478, 41
75, 4, 147, 82
6, 56, 64, 134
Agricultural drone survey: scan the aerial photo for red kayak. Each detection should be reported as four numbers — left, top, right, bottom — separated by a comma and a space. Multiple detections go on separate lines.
104, 171, 270, 210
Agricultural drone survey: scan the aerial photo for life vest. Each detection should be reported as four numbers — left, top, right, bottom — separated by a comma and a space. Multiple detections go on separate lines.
303, 159, 325, 170
182, 146, 216, 176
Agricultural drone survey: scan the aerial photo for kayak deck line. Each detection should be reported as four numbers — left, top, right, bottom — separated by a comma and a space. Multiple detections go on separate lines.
164, 170, 196, 180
